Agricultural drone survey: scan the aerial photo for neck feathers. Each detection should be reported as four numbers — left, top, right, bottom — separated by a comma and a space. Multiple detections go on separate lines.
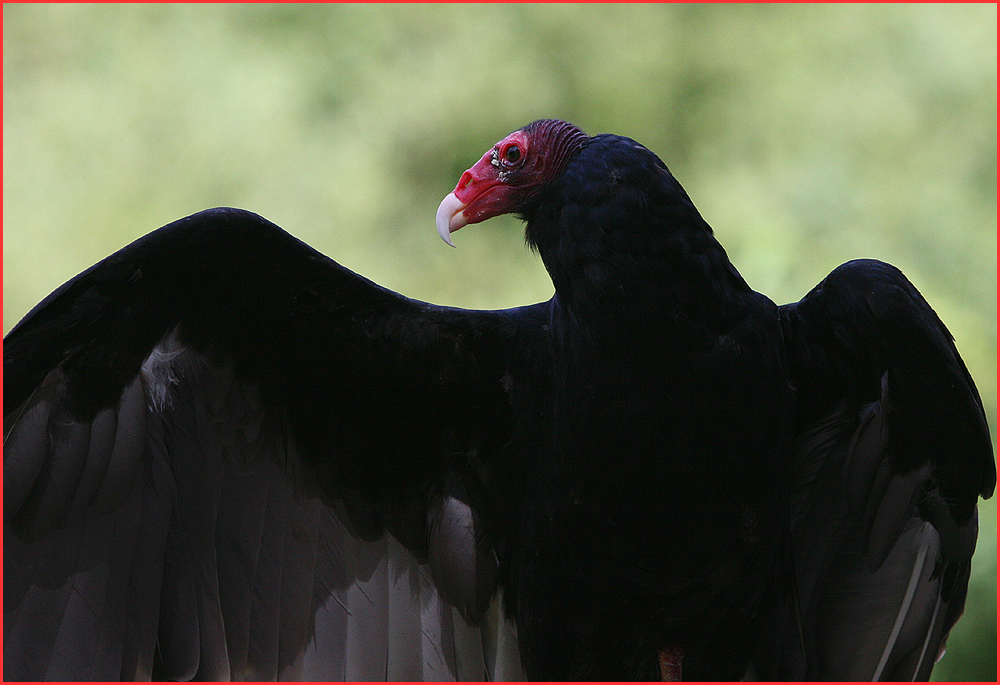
525, 135, 749, 337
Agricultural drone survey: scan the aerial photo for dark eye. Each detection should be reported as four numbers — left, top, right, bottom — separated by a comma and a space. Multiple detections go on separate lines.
502, 144, 522, 166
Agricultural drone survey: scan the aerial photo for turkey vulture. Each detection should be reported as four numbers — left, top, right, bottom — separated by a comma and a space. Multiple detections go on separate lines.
4, 119, 994, 681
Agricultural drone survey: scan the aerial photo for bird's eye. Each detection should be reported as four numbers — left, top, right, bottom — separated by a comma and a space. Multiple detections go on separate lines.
501, 143, 522, 167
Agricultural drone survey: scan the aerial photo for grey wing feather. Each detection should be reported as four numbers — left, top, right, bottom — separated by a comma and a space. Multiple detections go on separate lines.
4, 335, 522, 681
782, 400, 960, 680
753, 260, 994, 681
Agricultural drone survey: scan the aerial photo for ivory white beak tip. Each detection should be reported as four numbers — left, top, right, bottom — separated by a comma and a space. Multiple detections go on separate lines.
436, 192, 467, 248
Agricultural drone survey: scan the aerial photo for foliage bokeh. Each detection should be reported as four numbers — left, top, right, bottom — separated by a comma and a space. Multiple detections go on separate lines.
3, 5, 995, 680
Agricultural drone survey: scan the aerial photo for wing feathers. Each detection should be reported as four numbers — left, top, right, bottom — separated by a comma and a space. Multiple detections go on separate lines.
4, 208, 540, 680
865, 465, 929, 573
870, 531, 930, 680
765, 259, 994, 681
107, 453, 173, 681
25, 404, 91, 538
385, 542, 426, 679
480, 594, 525, 681
343, 537, 391, 680
92, 375, 147, 513
153, 541, 202, 680
428, 472, 498, 624
4, 381, 58, 523
813, 520, 941, 680
67, 407, 117, 521
213, 465, 270, 678
241, 477, 285, 680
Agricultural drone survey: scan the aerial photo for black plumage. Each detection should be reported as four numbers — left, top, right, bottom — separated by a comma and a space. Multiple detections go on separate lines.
4, 120, 994, 681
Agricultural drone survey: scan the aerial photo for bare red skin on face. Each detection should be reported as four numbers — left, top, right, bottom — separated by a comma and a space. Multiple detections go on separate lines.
450, 120, 588, 228
452, 129, 532, 225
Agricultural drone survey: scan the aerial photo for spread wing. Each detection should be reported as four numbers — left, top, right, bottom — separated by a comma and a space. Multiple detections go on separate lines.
752, 259, 995, 680
3, 207, 548, 680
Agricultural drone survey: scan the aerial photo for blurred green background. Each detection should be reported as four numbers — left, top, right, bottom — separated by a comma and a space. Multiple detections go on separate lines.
3, 4, 995, 680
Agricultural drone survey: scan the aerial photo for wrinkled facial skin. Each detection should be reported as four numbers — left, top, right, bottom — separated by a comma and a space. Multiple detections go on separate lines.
436, 120, 588, 246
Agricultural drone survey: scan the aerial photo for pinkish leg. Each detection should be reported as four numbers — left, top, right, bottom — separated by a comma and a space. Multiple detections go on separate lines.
659, 646, 684, 681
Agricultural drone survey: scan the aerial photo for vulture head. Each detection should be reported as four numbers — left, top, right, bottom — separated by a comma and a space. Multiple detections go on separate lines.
436, 119, 589, 246
436, 119, 724, 316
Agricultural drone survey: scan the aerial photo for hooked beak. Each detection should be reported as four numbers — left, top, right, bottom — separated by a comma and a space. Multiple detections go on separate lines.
435, 150, 507, 247
435, 192, 467, 248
